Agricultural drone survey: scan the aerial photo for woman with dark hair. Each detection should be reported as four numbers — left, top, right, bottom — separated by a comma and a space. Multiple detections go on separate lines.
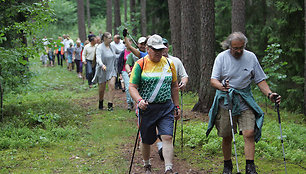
93, 32, 121, 111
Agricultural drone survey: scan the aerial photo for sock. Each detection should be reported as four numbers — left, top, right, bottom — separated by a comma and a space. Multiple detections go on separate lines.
224, 160, 232, 168
165, 164, 173, 172
157, 142, 163, 150
246, 160, 254, 164
143, 159, 150, 166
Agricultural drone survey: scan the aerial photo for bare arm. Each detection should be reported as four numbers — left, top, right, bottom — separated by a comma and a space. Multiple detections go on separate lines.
124, 37, 141, 58
125, 64, 131, 76
171, 81, 181, 120
129, 83, 148, 110
257, 80, 281, 104
179, 77, 189, 90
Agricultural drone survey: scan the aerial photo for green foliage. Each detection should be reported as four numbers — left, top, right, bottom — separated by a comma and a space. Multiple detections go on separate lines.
182, 117, 305, 164
262, 43, 287, 89
0, 47, 32, 94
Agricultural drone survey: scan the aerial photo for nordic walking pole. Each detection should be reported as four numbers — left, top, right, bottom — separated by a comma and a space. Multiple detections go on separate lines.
274, 95, 287, 174
129, 110, 142, 174
123, 28, 139, 48
128, 33, 139, 48
180, 91, 184, 153
226, 92, 241, 174
173, 119, 177, 146
173, 107, 179, 146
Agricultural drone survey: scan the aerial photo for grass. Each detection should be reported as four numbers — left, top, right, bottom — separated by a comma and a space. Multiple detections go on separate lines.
0, 57, 305, 173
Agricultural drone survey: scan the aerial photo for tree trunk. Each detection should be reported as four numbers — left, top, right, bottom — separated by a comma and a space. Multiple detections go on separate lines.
192, 0, 215, 113
168, 0, 181, 58
86, 0, 91, 32
181, 0, 201, 92
140, 0, 147, 36
304, 0, 306, 115
124, 0, 127, 22
231, 0, 245, 34
0, 82, 3, 122
77, 0, 86, 43
106, 0, 113, 34
130, 0, 137, 36
114, 0, 121, 34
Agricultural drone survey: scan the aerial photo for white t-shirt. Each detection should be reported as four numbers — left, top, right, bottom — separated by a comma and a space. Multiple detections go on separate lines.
110, 40, 125, 53
168, 55, 188, 82
211, 49, 266, 89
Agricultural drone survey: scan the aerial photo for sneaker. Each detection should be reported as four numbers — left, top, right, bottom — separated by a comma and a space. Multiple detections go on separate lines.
144, 164, 151, 174
246, 163, 258, 174
158, 148, 164, 161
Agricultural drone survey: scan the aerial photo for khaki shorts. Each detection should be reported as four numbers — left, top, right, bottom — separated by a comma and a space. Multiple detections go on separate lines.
215, 108, 255, 137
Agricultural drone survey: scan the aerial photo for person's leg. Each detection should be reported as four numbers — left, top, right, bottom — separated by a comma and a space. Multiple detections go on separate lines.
121, 71, 132, 107
215, 108, 238, 173
86, 61, 93, 87
107, 76, 116, 103
160, 135, 173, 172
57, 53, 60, 65
106, 76, 116, 110
98, 82, 106, 110
238, 109, 257, 173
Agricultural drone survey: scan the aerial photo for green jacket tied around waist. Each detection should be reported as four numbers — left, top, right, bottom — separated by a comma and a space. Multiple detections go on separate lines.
206, 85, 264, 143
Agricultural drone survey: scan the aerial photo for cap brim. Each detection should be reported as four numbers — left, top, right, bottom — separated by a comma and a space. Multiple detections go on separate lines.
151, 44, 167, 49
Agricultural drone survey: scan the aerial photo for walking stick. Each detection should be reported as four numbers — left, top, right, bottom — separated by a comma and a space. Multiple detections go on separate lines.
173, 119, 177, 146
129, 109, 142, 174
180, 91, 184, 153
226, 92, 241, 174
274, 95, 287, 174
173, 106, 179, 146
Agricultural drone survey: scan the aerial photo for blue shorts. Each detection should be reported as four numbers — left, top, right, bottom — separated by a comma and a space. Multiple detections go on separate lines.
138, 100, 174, 145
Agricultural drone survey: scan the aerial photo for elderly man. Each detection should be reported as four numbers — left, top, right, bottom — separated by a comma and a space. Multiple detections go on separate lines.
206, 32, 281, 174
129, 34, 180, 174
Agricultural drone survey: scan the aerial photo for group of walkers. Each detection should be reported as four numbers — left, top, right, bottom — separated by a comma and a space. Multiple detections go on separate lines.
40, 34, 87, 79
122, 30, 281, 174
40, 29, 282, 174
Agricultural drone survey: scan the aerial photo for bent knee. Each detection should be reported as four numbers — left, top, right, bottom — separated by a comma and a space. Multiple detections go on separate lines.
161, 135, 172, 142
243, 130, 255, 139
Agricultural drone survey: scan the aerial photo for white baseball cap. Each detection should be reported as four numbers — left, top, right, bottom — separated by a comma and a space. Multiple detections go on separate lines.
138, 37, 146, 44
147, 34, 167, 49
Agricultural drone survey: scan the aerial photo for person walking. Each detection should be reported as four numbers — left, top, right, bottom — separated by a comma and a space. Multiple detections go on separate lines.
206, 32, 281, 174
92, 32, 121, 111
55, 36, 64, 66
67, 42, 75, 71
123, 29, 148, 59
129, 34, 181, 174
82, 35, 97, 88
117, 38, 133, 110
74, 40, 83, 78
155, 38, 189, 161
125, 36, 148, 78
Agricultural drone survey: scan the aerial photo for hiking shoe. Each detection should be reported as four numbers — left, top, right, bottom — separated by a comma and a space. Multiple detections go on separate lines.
144, 164, 151, 174
246, 163, 258, 174
158, 148, 164, 161
99, 100, 103, 110
107, 102, 113, 111
222, 166, 232, 174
